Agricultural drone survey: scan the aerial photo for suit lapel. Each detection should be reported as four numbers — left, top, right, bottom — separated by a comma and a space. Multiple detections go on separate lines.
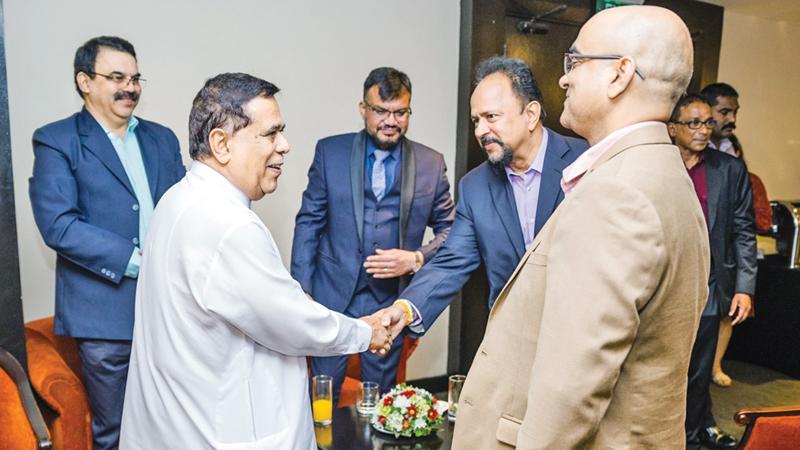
534, 131, 569, 235
350, 131, 367, 243
704, 149, 722, 233
134, 121, 160, 200
489, 205, 563, 319
77, 108, 135, 196
489, 167, 526, 259
399, 138, 415, 249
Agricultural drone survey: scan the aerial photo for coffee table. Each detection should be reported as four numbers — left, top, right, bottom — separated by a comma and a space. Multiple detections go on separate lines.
316, 404, 454, 449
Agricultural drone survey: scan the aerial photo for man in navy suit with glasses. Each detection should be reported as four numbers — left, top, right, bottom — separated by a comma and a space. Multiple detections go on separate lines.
29, 36, 184, 450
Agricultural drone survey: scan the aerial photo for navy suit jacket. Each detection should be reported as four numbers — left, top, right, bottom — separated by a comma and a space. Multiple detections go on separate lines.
29, 108, 185, 339
702, 148, 757, 315
291, 130, 455, 313
401, 128, 588, 332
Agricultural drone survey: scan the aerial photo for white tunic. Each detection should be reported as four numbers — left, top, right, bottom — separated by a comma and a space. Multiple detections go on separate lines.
120, 162, 370, 449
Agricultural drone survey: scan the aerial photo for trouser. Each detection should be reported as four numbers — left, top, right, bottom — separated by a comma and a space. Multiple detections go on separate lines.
311, 288, 405, 405
76, 339, 132, 450
685, 315, 720, 450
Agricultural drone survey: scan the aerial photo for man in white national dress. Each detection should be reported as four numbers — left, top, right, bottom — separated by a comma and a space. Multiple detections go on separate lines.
119, 73, 391, 450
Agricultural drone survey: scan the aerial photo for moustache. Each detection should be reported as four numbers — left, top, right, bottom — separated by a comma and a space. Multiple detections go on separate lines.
480, 136, 503, 148
723, 123, 736, 131
379, 125, 400, 133
114, 91, 140, 102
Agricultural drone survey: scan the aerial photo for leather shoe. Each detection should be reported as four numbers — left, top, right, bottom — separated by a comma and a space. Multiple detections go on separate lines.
700, 426, 737, 449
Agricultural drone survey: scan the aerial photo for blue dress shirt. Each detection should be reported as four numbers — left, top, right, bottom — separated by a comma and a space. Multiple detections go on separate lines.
100, 117, 154, 277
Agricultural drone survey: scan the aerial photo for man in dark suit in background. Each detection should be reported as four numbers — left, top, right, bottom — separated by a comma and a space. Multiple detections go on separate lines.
701, 82, 740, 157
29, 36, 185, 449
378, 56, 587, 335
667, 93, 757, 450
291, 67, 454, 401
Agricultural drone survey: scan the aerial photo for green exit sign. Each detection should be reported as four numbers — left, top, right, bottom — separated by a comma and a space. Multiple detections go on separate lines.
596, 0, 645, 11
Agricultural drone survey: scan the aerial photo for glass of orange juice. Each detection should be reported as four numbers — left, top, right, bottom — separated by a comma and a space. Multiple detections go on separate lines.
312, 375, 333, 426
314, 425, 333, 448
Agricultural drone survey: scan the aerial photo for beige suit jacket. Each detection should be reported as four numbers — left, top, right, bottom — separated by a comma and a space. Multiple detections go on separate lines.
452, 123, 710, 449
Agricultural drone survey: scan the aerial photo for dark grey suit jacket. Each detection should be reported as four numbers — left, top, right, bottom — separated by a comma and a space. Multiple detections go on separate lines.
703, 147, 757, 316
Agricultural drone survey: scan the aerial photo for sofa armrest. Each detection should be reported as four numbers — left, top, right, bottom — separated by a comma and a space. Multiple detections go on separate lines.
25, 331, 92, 450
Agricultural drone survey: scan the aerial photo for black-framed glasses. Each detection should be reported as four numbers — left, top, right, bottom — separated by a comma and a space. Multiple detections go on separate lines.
671, 118, 717, 130
363, 100, 412, 120
563, 52, 646, 80
88, 71, 146, 87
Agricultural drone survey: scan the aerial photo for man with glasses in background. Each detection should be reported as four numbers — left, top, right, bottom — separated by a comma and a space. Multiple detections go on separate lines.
291, 67, 454, 402
29, 36, 184, 450
668, 93, 756, 450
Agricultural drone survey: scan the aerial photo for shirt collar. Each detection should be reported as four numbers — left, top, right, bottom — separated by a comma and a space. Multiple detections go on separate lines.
709, 137, 734, 154
189, 161, 251, 208
504, 128, 549, 179
708, 138, 729, 150
562, 121, 661, 184
99, 116, 139, 137
686, 150, 706, 170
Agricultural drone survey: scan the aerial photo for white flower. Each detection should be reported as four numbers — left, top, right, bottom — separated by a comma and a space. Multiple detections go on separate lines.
388, 414, 403, 431
413, 417, 427, 429
393, 395, 412, 409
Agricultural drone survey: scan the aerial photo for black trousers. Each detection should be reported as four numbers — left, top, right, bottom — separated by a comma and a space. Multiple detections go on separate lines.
685, 315, 720, 449
76, 339, 132, 450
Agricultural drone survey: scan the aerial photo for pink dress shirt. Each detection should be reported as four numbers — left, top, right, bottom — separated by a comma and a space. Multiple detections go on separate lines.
561, 121, 664, 194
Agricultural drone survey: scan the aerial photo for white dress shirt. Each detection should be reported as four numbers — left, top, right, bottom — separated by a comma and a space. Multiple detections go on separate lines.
120, 162, 371, 449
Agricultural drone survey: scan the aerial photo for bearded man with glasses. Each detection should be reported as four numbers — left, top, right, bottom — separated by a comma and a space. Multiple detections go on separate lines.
668, 93, 756, 450
291, 67, 454, 403
29, 35, 184, 450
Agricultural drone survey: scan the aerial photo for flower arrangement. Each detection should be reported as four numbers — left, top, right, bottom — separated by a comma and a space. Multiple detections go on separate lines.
371, 383, 448, 438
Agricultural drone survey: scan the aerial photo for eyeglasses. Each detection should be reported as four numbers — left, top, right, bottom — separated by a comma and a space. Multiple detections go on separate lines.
671, 118, 718, 130
363, 101, 412, 120
563, 52, 646, 80
88, 71, 146, 87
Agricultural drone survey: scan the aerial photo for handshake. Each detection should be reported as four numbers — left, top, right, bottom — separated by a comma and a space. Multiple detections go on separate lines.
359, 302, 415, 356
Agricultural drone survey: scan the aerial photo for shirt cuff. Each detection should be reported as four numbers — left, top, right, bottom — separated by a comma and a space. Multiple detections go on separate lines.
125, 248, 142, 278
396, 299, 424, 333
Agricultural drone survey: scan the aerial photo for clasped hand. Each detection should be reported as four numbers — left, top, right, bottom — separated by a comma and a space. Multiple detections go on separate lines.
360, 302, 414, 356
360, 313, 393, 356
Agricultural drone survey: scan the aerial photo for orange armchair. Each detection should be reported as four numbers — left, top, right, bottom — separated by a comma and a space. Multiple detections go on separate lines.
735, 405, 800, 449
338, 335, 419, 407
24, 317, 92, 450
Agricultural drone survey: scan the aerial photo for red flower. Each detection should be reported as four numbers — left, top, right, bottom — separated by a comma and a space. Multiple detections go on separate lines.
401, 390, 415, 398
377, 415, 387, 425
383, 396, 394, 406
427, 408, 438, 420
402, 419, 410, 430
407, 405, 418, 417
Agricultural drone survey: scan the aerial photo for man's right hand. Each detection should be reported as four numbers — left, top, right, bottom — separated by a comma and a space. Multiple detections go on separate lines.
376, 302, 410, 339
360, 313, 392, 356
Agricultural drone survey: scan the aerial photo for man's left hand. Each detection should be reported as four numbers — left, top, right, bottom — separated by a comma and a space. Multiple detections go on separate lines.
729, 293, 753, 325
364, 248, 417, 279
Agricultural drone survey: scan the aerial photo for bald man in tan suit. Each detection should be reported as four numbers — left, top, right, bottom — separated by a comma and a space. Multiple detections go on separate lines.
450, 6, 711, 449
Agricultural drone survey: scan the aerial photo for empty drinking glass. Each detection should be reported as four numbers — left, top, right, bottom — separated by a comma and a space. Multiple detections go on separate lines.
356, 381, 380, 416
448, 374, 466, 422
